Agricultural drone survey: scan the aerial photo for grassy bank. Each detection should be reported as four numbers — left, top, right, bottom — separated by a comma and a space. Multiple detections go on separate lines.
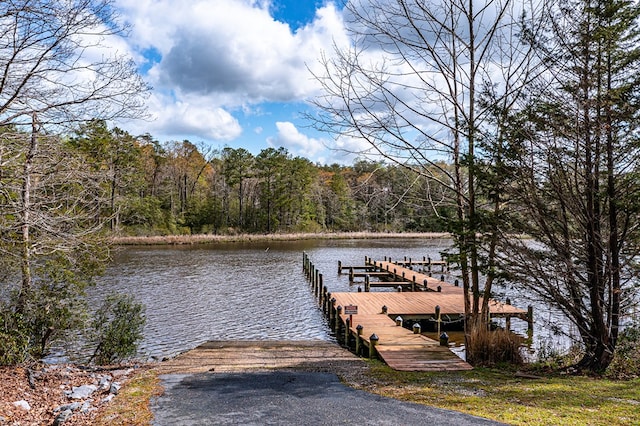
111, 232, 451, 245
348, 362, 640, 425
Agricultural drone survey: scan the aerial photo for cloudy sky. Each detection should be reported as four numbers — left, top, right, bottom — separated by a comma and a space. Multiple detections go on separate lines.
113, 0, 358, 164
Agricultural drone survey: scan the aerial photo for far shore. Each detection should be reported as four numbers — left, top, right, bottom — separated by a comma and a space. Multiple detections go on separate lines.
111, 231, 452, 246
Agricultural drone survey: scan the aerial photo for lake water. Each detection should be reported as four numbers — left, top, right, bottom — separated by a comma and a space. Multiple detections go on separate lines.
86, 238, 571, 361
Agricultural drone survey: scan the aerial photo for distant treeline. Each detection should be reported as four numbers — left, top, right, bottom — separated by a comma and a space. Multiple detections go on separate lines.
70, 120, 453, 236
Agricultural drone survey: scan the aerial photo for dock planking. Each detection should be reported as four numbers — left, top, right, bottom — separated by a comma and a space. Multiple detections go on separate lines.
367, 260, 464, 294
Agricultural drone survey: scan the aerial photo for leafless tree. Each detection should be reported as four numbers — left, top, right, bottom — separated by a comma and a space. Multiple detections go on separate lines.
0, 0, 148, 360
0, 0, 149, 129
309, 0, 544, 361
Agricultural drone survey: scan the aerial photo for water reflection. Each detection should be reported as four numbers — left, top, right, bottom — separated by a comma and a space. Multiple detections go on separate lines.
89, 238, 572, 361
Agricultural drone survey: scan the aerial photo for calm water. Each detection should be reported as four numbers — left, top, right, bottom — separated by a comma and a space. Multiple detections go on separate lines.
87, 238, 570, 361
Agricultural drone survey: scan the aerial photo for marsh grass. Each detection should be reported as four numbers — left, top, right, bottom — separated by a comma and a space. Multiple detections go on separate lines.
466, 328, 525, 366
111, 232, 450, 245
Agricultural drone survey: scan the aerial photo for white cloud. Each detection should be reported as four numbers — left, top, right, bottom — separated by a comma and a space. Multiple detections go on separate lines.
117, 0, 347, 104
112, 0, 349, 157
267, 121, 325, 157
123, 92, 242, 142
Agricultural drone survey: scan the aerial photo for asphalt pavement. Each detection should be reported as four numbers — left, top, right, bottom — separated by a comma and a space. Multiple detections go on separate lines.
151, 371, 505, 425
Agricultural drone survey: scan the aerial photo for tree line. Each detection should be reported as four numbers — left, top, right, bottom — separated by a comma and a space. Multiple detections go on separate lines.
69, 119, 453, 236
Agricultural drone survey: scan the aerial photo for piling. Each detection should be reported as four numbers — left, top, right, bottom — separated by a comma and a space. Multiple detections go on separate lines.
355, 324, 363, 355
369, 334, 379, 359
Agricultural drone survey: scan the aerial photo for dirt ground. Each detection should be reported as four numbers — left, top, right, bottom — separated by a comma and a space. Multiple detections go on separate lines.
0, 363, 143, 425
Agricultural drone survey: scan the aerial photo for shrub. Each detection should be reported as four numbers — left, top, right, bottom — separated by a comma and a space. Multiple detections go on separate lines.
606, 322, 640, 379
467, 327, 524, 366
0, 307, 30, 365
90, 293, 146, 365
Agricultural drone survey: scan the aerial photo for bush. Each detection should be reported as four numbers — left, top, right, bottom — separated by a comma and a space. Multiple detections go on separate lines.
90, 293, 146, 365
0, 307, 30, 365
606, 322, 640, 379
467, 328, 524, 366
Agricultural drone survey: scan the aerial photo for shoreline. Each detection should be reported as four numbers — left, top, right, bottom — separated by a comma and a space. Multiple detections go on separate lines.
110, 231, 451, 246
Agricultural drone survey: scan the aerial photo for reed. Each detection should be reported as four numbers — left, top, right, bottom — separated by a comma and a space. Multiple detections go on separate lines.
111, 232, 450, 246
467, 328, 524, 367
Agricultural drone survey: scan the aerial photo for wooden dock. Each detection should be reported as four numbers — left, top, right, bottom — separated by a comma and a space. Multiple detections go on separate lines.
331, 293, 472, 371
303, 252, 532, 372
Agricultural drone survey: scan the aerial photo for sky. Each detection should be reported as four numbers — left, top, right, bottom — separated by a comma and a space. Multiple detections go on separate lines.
112, 0, 363, 165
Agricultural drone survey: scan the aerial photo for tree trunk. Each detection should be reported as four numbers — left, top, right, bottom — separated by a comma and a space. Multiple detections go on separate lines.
17, 115, 38, 312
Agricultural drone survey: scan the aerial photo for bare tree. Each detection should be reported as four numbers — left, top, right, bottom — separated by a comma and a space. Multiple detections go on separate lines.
0, 122, 112, 356
0, 0, 149, 129
310, 0, 543, 361
0, 0, 148, 362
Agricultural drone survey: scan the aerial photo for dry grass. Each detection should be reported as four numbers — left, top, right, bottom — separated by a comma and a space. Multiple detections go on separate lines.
94, 369, 162, 426
111, 232, 450, 245
466, 328, 525, 366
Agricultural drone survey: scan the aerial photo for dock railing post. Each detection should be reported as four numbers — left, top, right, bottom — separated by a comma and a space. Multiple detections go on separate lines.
365, 274, 370, 292
335, 306, 343, 338
356, 325, 363, 355
338, 260, 342, 274
344, 317, 350, 347
369, 334, 379, 359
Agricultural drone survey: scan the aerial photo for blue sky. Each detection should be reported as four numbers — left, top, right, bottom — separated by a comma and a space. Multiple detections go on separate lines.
112, 0, 365, 165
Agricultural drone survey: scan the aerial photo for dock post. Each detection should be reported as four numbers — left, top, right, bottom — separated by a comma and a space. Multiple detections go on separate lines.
423, 279, 428, 290
338, 260, 342, 274
317, 274, 323, 299
527, 305, 534, 332
355, 325, 363, 355
365, 274, 370, 292
505, 316, 511, 331
344, 317, 350, 347
335, 306, 343, 338
412, 276, 416, 292
369, 334, 379, 359
349, 267, 354, 282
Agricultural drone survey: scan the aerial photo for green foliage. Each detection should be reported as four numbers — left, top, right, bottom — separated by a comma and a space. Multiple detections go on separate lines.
90, 293, 146, 365
606, 322, 640, 379
0, 306, 30, 365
